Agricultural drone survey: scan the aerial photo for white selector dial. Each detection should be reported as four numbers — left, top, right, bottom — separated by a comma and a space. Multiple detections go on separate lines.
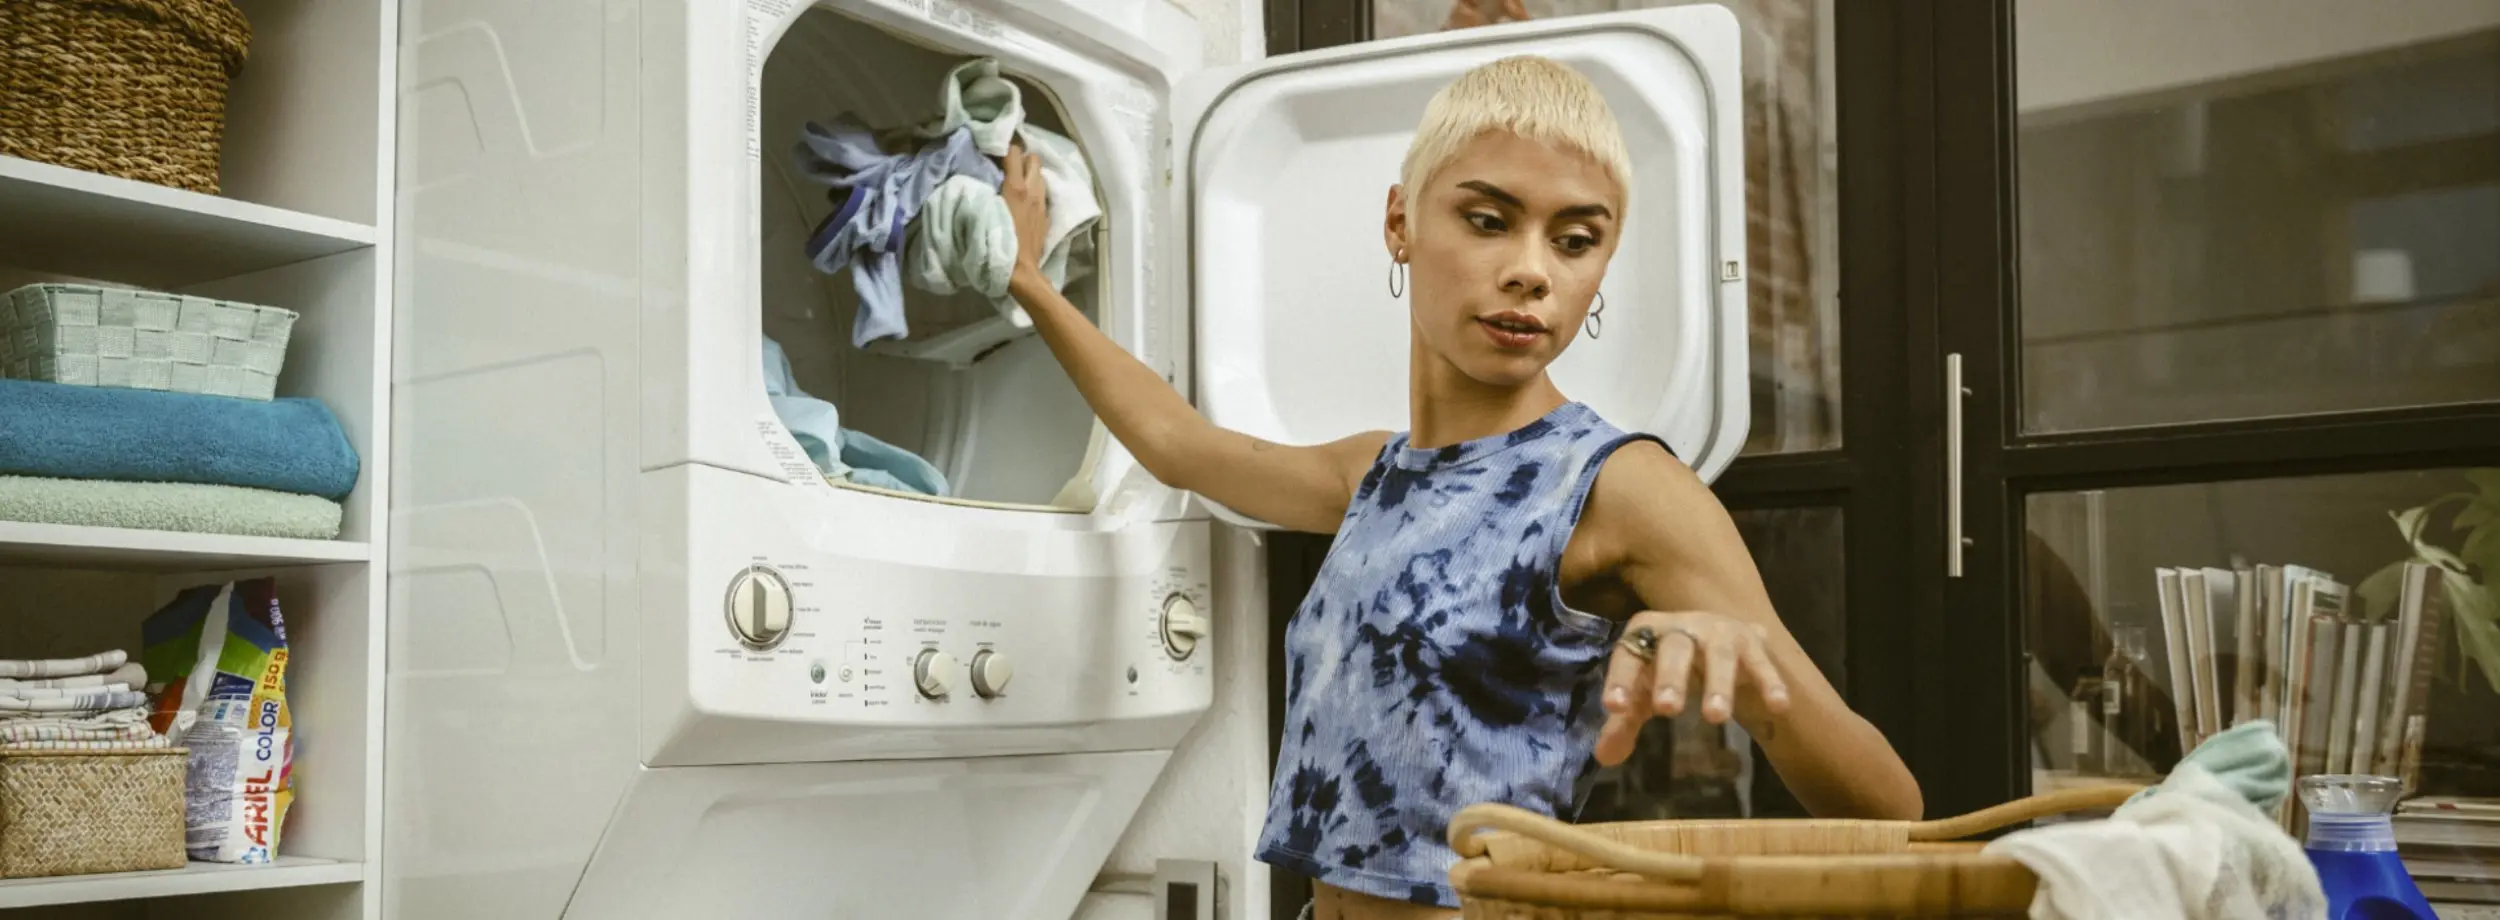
1159, 595, 1209, 660
914, 648, 957, 699
970, 649, 1013, 699
723, 566, 794, 650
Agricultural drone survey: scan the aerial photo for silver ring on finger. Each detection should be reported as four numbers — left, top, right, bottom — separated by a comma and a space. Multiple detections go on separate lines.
1617, 626, 1659, 662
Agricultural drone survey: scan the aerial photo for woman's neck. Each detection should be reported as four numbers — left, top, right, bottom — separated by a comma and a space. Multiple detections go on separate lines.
1406, 345, 1569, 450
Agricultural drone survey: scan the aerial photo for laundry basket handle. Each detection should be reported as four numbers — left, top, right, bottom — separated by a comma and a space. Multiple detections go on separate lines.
1447, 803, 1706, 882
1904, 783, 2145, 841
1447, 784, 2146, 883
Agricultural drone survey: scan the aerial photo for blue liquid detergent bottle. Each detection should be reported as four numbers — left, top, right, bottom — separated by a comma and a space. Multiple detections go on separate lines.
2301, 774, 2437, 920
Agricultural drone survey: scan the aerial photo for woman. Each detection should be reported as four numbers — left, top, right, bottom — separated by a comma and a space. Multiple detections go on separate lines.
998, 56, 1921, 920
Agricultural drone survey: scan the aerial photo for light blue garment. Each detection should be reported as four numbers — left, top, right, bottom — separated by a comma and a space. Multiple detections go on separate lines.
902, 124, 1100, 324
912, 59, 1024, 157
759, 337, 949, 497
1254, 402, 1663, 908
2128, 719, 2292, 813
796, 116, 1002, 347
905, 175, 1017, 304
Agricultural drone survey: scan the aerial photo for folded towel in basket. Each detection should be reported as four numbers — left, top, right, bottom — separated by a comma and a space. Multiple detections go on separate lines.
1985, 721, 2325, 920
0, 379, 359, 500
0, 706, 168, 751
0, 475, 344, 540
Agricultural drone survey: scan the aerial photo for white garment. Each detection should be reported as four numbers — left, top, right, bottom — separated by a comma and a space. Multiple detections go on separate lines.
1983, 764, 2327, 920
0, 649, 127, 680
1014, 124, 1101, 297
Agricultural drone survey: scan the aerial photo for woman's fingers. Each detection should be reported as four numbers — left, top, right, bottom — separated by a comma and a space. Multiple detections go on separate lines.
1594, 637, 1654, 766
1699, 633, 1739, 724
1649, 624, 1695, 717
1742, 629, 1792, 714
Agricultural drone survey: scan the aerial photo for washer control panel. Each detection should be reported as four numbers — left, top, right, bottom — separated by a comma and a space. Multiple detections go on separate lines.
693, 519, 1213, 727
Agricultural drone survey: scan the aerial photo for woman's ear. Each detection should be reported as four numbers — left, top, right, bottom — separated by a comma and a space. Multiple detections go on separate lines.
1383, 184, 1411, 259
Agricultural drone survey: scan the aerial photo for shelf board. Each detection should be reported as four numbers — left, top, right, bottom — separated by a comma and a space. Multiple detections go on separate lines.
0, 155, 375, 289
0, 857, 363, 909
0, 521, 369, 570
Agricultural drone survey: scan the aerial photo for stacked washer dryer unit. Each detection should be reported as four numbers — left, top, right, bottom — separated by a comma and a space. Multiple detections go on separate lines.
388, 0, 1746, 916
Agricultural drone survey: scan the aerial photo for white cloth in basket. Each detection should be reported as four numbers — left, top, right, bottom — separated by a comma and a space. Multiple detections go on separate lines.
1985, 762, 2326, 920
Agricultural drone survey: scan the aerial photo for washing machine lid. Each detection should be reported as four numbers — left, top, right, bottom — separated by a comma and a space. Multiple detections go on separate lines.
1172, 8, 1750, 528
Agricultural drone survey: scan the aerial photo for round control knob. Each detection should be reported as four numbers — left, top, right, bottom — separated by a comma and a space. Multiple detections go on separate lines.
723, 566, 794, 650
970, 649, 1013, 699
913, 648, 957, 699
1159, 595, 1209, 660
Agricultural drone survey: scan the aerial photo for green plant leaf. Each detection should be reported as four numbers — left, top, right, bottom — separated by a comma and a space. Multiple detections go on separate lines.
2464, 524, 2500, 580
2458, 499, 2497, 532
2464, 468, 2500, 498
2448, 581, 2500, 694
2357, 560, 2409, 621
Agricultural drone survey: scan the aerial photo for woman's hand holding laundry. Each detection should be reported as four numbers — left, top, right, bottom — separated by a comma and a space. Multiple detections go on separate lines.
1001, 146, 1388, 534
1004, 143, 1052, 290
1593, 609, 1792, 767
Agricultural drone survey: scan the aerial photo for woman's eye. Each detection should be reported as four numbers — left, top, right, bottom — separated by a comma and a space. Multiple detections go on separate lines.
1557, 234, 1597, 254
1465, 212, 1506, 233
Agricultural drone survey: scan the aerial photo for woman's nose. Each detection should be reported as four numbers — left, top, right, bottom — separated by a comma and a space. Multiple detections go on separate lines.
1500, 247, 1553, 299
1490, 260, 1550, 300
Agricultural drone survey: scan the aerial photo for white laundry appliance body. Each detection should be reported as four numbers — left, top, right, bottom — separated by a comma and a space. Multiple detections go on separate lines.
388, 0, 1746, 916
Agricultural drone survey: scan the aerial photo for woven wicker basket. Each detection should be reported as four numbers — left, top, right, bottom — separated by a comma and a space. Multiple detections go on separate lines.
1, 283, 296, 400
0, 748, 189, 879
1448, 785, 2144, 918
0, 0, 253, 194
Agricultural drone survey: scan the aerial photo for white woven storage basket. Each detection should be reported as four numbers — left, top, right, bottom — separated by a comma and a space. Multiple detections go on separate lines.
0, 283, 295, 401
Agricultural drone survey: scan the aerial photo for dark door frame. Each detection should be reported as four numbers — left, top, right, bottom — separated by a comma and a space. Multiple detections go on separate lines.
1926, 0, 2500, 818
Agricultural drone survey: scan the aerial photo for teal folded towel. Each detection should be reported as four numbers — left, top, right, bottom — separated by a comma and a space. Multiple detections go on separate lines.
2129, 720, 2293, 813
0, 379, 359, 500
0, 475, 342, 540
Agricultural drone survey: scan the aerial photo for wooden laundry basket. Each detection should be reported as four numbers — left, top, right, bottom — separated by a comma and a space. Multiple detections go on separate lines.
1447, 784, 2145, 918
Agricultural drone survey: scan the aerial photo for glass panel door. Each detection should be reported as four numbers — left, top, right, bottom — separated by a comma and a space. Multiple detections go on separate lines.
2015, 5, 2500, 434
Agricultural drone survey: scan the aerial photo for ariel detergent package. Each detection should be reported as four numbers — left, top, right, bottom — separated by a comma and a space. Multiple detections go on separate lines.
144, 577, 295, 864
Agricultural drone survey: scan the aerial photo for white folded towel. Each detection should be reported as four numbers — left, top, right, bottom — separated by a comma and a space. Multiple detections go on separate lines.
0, 649, 128, 680
0, 707, 167, 751
0, 689, 149, 712
1984, 763, 2326, 920
0, 662, 145, 691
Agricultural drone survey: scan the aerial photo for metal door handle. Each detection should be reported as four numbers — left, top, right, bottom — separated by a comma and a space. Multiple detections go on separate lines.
1947, 353, 1972, 577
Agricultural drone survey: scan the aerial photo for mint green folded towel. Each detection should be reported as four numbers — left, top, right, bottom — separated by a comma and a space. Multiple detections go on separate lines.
2129, 720, 2294, 813
0, 475, 342, 540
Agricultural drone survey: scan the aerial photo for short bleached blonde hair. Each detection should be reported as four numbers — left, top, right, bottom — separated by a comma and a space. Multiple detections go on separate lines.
1399, 55, 1632, 201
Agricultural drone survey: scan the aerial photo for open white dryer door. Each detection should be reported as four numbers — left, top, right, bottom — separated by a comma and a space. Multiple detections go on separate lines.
1172, 9, 1750, 530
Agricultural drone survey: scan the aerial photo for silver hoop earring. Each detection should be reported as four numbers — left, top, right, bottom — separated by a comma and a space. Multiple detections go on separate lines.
1389, 259, 1407, 298
1586, 292, 1606, 340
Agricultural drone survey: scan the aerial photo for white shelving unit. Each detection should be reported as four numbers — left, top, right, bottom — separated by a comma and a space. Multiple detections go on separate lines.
0, 0, 396, 917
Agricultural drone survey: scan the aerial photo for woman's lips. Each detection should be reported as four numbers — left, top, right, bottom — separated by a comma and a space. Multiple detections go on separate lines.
1476, 315, 1547, 350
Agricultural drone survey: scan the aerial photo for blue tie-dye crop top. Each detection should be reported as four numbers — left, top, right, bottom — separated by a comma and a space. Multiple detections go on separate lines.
1253, 401, 1665, 908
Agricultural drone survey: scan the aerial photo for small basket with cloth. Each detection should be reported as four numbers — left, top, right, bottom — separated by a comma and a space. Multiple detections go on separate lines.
1449, 721, 2328, 919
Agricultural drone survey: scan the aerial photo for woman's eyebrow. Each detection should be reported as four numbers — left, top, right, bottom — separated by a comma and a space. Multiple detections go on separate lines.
1455, 180, 1612, 221
1455, 180, 1522, 207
